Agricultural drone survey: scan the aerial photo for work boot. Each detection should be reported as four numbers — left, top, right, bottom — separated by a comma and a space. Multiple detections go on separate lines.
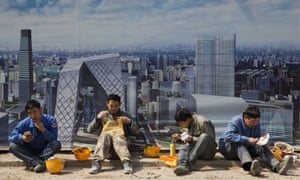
250, 160, 261, 176
276, 156, 293, 175
123, 160, 133, 174
33, 163, 46, 173
88, 160, 102, 174
25, 163, 34, 171
174, 164, 190, 176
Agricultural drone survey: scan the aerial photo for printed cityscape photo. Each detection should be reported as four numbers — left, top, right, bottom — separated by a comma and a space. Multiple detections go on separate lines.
0, 0, 299, 151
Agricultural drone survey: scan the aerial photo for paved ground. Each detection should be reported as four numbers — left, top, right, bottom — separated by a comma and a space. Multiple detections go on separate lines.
0, 151, 299, 180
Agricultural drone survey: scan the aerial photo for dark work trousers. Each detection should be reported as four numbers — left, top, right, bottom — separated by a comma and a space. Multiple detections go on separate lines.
219, 142, 279, 171
9, 141, 61, 167
178, 133, 217, 166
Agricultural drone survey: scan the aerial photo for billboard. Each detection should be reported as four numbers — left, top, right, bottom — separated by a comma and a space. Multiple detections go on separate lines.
0, 0, 299, 150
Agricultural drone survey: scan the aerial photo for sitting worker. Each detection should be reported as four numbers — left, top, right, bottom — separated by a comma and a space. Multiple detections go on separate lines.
87, 94, 139, 174
219, 106, 293, 176
172, 108, 217, 176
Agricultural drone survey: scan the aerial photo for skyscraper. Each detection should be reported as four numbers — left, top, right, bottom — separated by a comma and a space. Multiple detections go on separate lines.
18, 29, 33, 106
0, 112, 8, 147
195, 34, 236, 97
126, 76, 137, 120
8, 30, 33, 121
42, 78, 57, 116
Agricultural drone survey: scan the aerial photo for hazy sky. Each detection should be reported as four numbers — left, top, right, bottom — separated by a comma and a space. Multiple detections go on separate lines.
0, 0, 299, 50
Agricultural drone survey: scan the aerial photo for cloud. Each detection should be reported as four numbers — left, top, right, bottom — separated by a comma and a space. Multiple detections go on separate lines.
0, 0, 299, 50
15, 0, 27, 6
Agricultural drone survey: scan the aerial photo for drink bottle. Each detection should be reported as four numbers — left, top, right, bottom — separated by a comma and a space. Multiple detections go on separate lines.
170, 140, 176, 156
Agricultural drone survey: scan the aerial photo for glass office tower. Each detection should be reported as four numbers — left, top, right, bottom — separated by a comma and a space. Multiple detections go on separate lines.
195, 35, 236, 97
19, 29, 33, 106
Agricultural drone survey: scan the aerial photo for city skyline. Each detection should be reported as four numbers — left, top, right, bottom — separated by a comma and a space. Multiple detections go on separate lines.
0, 0, 299, 50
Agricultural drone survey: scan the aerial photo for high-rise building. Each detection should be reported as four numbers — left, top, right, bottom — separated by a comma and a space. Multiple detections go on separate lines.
126, 76, 137, 120
166, 66, 176, 81
0, 112, 8, 147
140, 57, 148, 78
0, 70, 6, 83
42, 78, 57, 116
171, 81, 181, 97
7, 30, 33, 121
18, 29, 33, 106
185, 66, 196, 94
147, 101, 157, 120
141, 81, 150, 102
162, 54, 168, 78
157, 96, 169, 129
0, 83, 8, 107
153, 69, 163, 82
195, 34, 236, 96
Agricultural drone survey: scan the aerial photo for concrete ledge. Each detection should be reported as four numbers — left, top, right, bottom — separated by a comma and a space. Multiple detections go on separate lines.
0, 152, 299, 169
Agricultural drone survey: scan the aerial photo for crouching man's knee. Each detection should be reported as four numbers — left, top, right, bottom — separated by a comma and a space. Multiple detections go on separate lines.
48, 140, 61, 153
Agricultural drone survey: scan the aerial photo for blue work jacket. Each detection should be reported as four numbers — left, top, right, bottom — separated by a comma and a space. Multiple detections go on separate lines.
219, 114, 261, 147
8, 114, 58, 149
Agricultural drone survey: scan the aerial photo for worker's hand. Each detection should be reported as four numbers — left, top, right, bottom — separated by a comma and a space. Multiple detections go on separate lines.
22, 131, 33, 143
171, 133, 181, 141
184, 135, 193, 143
97, 111, 110, 120
249, 137, 258, 145
120, 116, 131, 124
34, 120, 46, 132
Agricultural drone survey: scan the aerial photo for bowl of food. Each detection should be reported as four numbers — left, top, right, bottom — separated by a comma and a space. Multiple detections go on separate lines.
144, 146, 160, 158
45, 158, 66, 174
271, 146, 283, 161
72, 147, 92, 161
256, 133, 270, 146
274, 141, 294, 154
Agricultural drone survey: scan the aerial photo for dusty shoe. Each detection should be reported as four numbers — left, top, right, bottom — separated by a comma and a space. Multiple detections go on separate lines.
174, 165, 190, 176
276, 156, 293, 175
25, 163, 34, 171
33, 163, 46, 173
88, 160, 102, 174
123, 160, 133, 174
250, 160, 261, 176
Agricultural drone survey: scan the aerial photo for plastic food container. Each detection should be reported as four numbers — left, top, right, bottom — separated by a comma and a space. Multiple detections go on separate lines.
158, 155, 178, 168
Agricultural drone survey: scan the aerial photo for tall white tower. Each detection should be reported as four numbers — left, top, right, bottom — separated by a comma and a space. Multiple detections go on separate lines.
127, 76, 137, 120
195, 34, 236, 96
